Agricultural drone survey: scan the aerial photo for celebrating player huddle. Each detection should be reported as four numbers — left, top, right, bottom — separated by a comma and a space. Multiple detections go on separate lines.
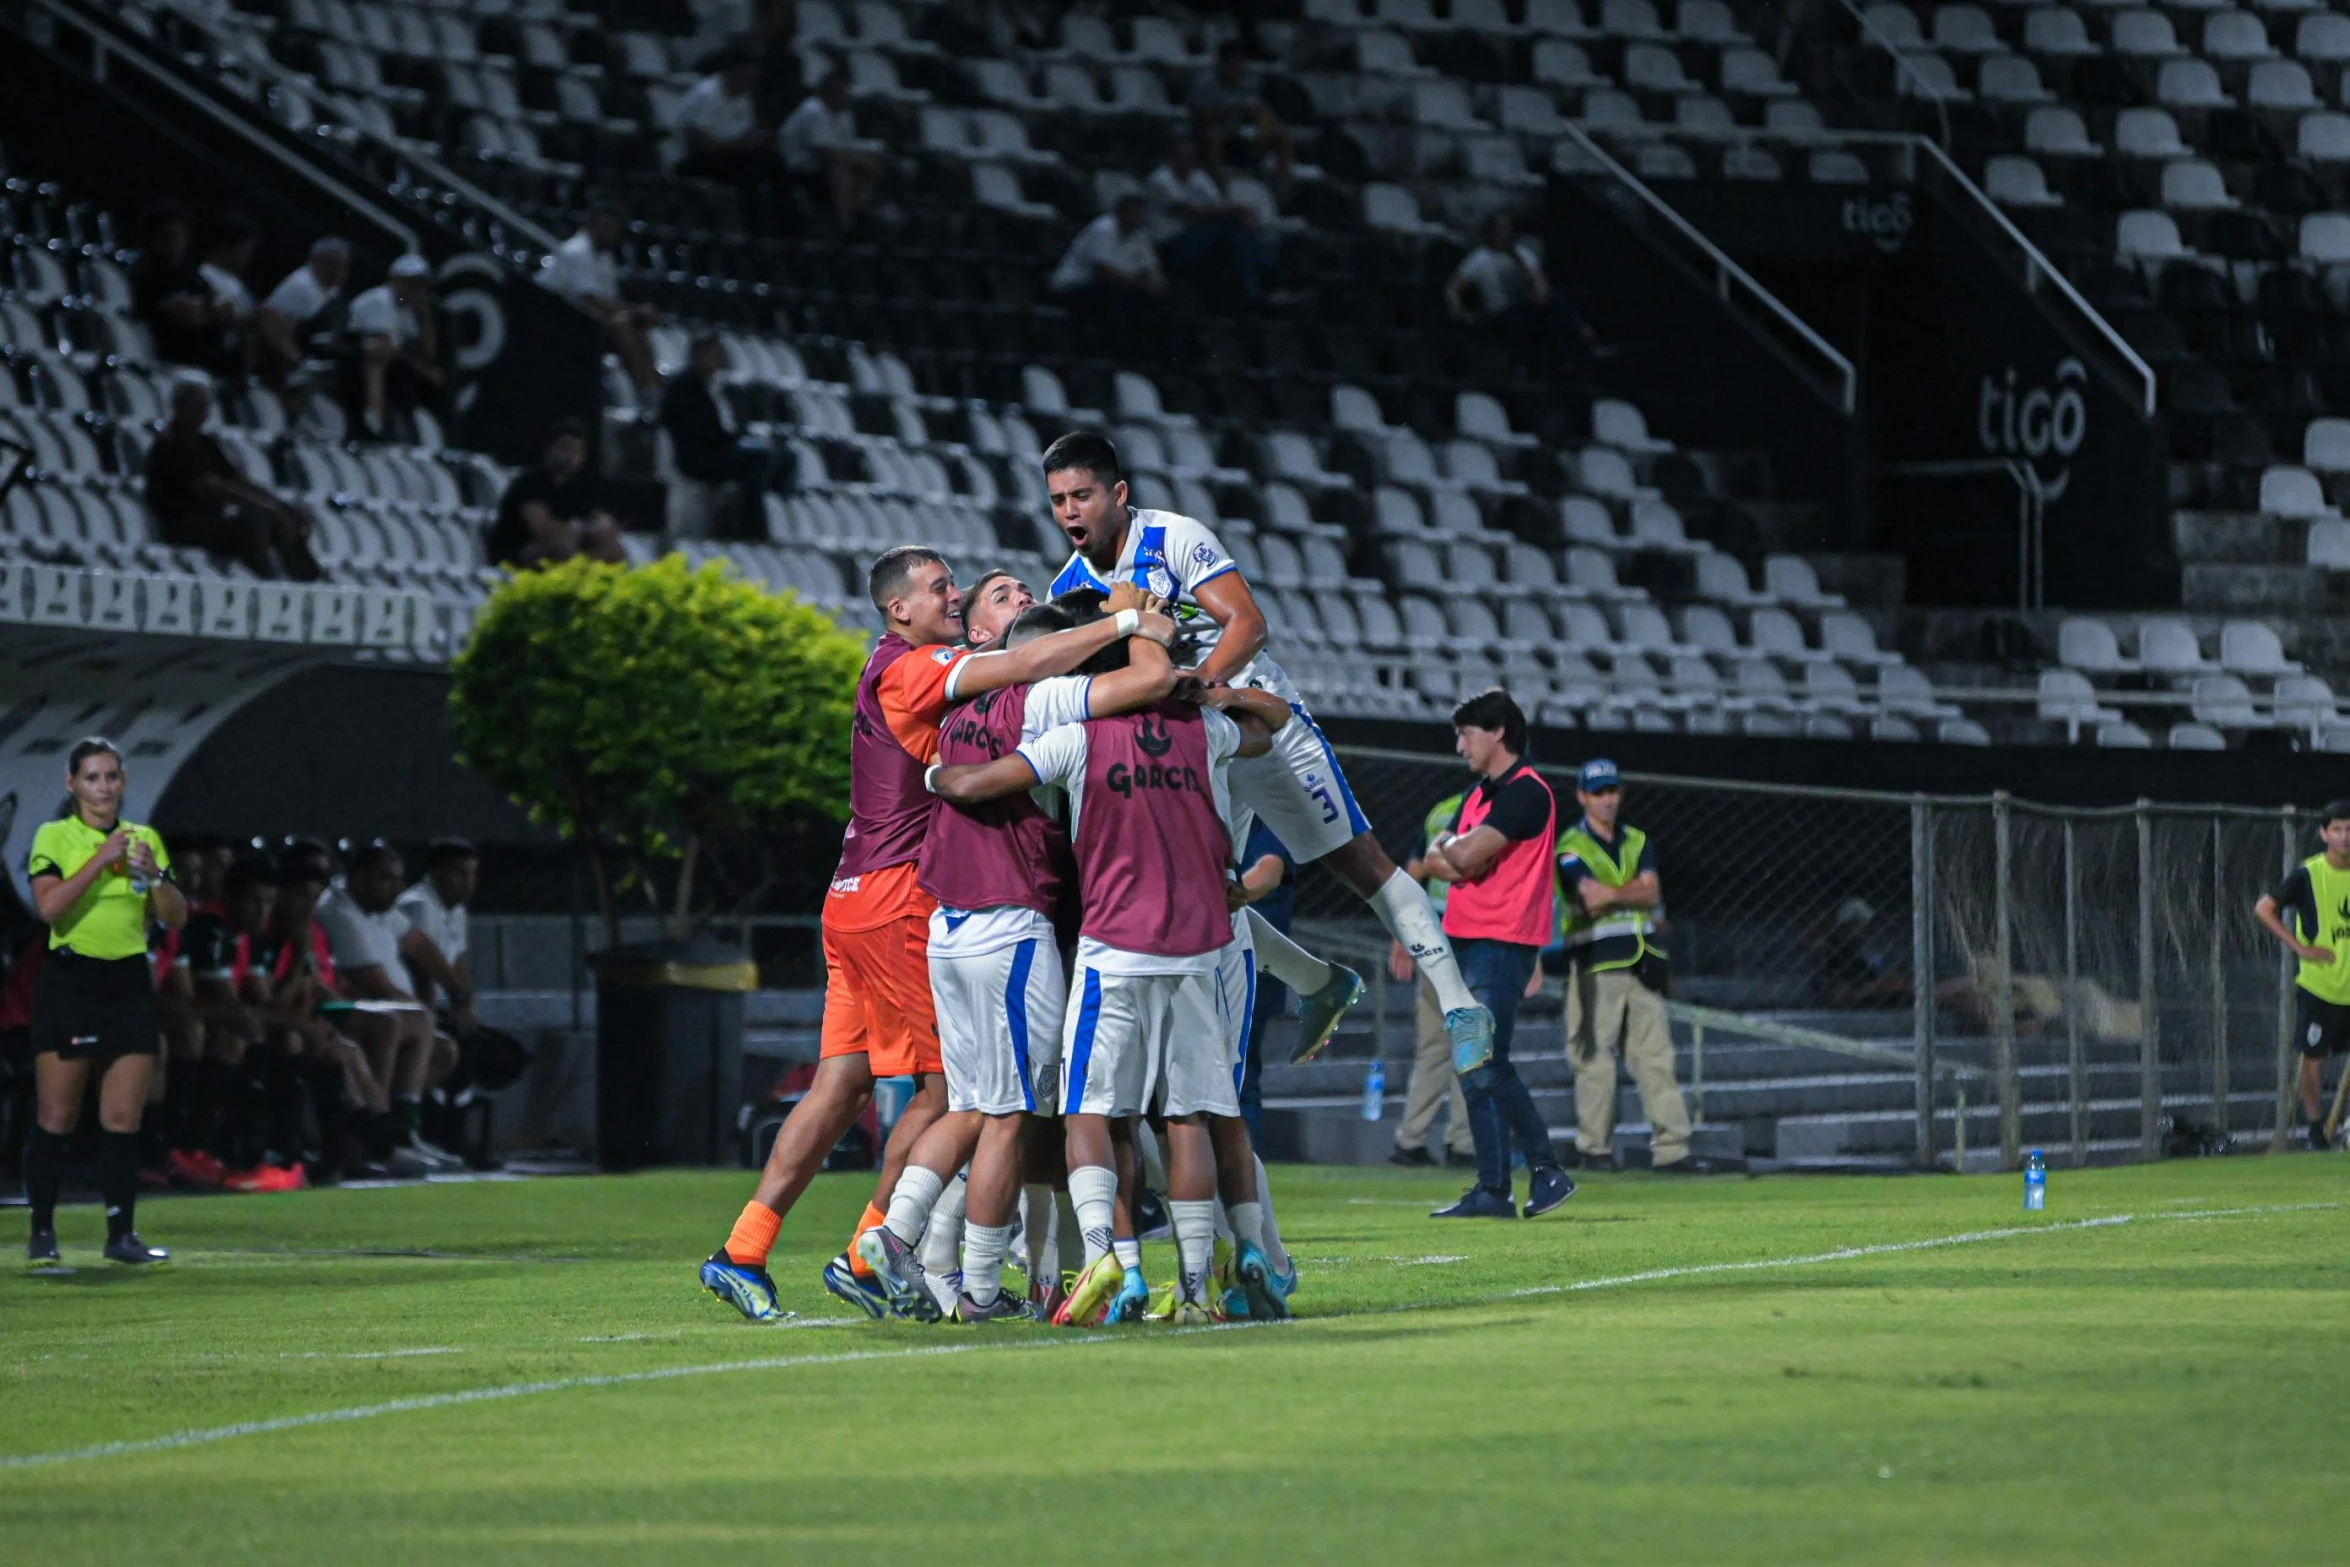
698, 432, 1495, 1326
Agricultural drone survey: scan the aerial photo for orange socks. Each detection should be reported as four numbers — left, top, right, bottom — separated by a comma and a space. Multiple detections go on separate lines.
846, 1200, 887, 1277
725, 1202, 782, 1268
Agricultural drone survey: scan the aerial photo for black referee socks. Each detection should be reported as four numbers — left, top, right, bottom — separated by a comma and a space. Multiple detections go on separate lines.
99, 1130, 140, 1242
23, 1126, 68, 1233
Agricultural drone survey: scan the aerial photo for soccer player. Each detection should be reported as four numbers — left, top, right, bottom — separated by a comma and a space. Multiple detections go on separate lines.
959, 568, 1034, 651
858, 600, 1184, 1322
932, 671, 1291, 1324
2253, 798, 2350, 1151
699, 547, 1171, 1323
1040, 431, 1490, 1069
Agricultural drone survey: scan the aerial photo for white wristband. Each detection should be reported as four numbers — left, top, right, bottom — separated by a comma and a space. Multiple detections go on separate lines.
1113, 608, 1140, 637
923, 765, 942, 795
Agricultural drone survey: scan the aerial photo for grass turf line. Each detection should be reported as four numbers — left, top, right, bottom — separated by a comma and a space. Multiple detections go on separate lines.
1, 1158, 2342, 1564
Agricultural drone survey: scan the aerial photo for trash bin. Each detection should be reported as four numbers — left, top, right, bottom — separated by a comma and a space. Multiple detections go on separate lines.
591, 938, 755, 1170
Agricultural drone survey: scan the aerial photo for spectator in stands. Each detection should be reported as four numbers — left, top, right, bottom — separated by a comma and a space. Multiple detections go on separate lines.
1390, 785, 1477, 1169
317, 842, 462, 1172
131, 200, 225, 371
1444, 212, 1593, 374
1146, 135, 1265, 306
489, 417, 629, 568
780, 71, 881, 234
660, 334, 787, 504
255, 237, 351, 383
1550, 760, 1696, 1172
676, 56, 780, 189
1420, 688, 1573, 1220
543, 203, 663, 402
143, 375, 324, 581
181, 213, 263, 377
1049, 195, 1164, 325
347, 254, 445, 441
1189, 41, 1293, 192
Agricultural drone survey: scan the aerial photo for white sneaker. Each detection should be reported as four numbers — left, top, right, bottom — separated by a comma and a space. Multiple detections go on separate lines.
407, 1132, 464, 1172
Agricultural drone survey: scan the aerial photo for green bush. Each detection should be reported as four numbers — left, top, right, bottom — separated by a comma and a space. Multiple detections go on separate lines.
449, 555, 866, 937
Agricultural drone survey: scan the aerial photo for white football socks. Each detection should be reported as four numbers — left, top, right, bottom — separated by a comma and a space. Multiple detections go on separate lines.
882, 1165, 944, 1247
1170, 1199, 1218, 1304
1244, 907, 1334, 995
1226, 1199, 1265, 1254
1069, 1164, 1118, 1268
919, 1169, 967, 1278
1255, 1155, 1291, 1276
1022, 1183, 1057, 1286
1372, 868, 1476, 1015
1111, 1237, 1143, 1280
962, 1221, 1011, 1307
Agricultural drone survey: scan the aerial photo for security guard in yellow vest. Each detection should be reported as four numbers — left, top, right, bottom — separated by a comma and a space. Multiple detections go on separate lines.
1551, 760, 1694, 1170
2253, 798, 2350, 1150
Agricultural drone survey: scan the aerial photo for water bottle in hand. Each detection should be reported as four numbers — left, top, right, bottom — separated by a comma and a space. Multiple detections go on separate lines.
1361, 1058, 1386, 1122
2023, 1148, 2046, 1212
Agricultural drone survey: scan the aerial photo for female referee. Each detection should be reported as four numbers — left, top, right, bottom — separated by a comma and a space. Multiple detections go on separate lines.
22, 737, 187, 1267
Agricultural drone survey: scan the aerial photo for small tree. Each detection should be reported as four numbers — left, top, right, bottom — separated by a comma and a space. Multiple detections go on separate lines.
449, 555, 866, 943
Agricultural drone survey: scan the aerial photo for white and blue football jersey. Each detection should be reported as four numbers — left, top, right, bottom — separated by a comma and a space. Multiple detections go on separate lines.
1047, 507, 1298, 701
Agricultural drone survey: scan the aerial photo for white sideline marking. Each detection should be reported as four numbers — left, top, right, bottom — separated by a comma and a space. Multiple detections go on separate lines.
2, 1200, 2333, 1473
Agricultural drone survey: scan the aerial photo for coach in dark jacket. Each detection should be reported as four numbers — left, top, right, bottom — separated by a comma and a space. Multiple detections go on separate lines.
659, 335, 786, 494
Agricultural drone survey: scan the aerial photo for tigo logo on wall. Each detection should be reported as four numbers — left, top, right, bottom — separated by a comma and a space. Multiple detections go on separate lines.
1977, 358, 2087, 501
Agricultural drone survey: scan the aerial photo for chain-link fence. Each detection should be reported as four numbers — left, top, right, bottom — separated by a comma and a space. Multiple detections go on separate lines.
1323, 745, 2310, 1170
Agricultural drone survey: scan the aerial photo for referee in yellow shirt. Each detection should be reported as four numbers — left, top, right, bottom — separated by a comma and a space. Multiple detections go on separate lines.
22, 738, 188, 1268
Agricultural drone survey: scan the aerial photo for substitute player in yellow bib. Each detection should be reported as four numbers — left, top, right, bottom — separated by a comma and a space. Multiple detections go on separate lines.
22, 738, 187, 1269
2253, 798, 2350, 1151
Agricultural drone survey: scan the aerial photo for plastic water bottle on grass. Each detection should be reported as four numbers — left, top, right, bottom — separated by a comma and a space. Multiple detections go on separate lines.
1362, 1059, 1385, 1122
2023, 1148, 2046, 1212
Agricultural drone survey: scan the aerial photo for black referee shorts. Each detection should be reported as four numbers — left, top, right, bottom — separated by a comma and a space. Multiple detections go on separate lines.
28, 949, 162, 1062
2294, 988, 2350, 1059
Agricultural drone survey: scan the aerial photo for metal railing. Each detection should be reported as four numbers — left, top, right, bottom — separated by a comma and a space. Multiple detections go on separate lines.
1327, 746, 2314, 1171
19, 0, 421, 252
70, 0, 565, 257
1837, 0, 1957, 146
1556, 123, 1858, 416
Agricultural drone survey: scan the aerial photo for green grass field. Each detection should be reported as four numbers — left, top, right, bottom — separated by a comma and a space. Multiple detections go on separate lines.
3, 1157, 2342, 1564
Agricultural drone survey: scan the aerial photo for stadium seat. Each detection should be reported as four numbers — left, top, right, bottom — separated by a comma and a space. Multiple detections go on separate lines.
2261, 465, 2338, 518
2058, 617, 2138, 672
2094, 721, 2154, 748
2219, 621, 2301, 675
2164, 722, 2226, 750
2115, 109, 2189, 160
1979, 55, 2055, 103
1933, 6, 2001, 52
2160, 161, 2236, 211
2190, 674, 2269, 727
2025, 107, 2100, 156
1938, 717, 1993, 745
2316, 520, 2350, 570
2273, 674, 2339, 728
2112, 11, 2185, 58
2137, 617, 2208, 674
2038, 668, 2122, 738
2022, 10, 2098, 56
1987, 156, 2062, 207
2203, 12, 2276, 60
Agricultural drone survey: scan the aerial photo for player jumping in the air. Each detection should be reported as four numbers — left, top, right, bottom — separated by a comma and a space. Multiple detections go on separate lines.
1041, 432, 1495, 1072
698, 547, 1167, 1323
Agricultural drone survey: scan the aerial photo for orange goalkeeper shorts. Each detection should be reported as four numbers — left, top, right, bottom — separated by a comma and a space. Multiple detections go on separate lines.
818, 913, 942, 1078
